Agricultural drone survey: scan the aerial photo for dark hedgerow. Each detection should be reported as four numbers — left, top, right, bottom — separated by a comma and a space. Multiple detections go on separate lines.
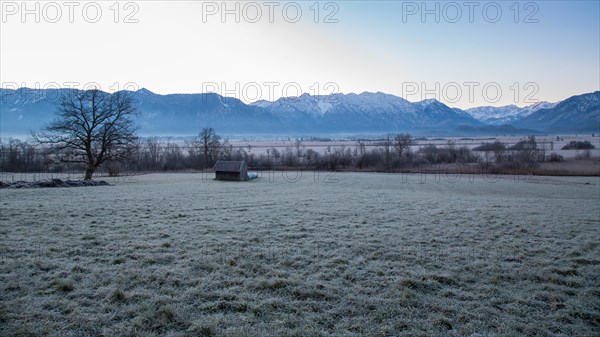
562, 141, 595, 150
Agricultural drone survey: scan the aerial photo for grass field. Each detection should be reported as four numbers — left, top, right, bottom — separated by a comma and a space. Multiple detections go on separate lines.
1, 172, 599, 336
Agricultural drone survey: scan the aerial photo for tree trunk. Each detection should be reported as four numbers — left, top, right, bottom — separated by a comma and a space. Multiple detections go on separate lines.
84, 166, 95, 180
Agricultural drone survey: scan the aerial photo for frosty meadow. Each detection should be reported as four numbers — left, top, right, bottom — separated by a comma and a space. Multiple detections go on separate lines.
1, 172, 599, 336
2, 0, 599, 335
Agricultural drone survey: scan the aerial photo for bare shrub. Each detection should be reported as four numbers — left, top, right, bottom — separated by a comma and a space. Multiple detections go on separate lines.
548, 153, 565, 162
562, 141, 595, 150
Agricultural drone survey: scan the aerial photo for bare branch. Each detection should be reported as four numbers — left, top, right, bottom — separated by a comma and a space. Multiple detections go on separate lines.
32, 89, 139, 180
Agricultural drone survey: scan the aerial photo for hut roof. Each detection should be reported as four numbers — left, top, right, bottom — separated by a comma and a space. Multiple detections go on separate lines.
213, 160, 246, 172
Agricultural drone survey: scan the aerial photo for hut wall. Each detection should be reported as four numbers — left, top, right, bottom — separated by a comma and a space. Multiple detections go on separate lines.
213, 160, 249, 182
216, 171, 242, 181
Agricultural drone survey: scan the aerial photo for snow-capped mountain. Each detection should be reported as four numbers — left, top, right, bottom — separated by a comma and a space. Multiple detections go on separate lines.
253, 92, 480, 133
512, 91, 600, 132
1, 88, 597, 136
466, 101, 557, 125
254, 92, 414, 116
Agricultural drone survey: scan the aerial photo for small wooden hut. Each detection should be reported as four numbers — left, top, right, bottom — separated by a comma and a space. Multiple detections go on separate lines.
213, 160, 248, 181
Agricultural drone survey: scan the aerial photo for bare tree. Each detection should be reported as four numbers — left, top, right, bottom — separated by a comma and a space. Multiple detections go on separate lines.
394, 133, 413, 157
295, 139, 303, 157
33, 89, 139, 180
163, 141, 185, 170
198, 127, 221, 168
385, 134, 391, 172
145, 137, 163, 170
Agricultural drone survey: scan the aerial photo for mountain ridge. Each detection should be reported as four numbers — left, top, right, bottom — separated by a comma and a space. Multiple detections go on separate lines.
1, 88, 598, 136
465, 101, 558, 125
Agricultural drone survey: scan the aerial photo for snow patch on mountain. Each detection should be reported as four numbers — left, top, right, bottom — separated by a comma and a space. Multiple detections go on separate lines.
466, 101, 557, 125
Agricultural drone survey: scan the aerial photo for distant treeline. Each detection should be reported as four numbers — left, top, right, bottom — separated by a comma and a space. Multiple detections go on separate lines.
1, 134, 592, 176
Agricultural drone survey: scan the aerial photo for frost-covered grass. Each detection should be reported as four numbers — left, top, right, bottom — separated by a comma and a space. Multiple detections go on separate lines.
1, 172, 599, 336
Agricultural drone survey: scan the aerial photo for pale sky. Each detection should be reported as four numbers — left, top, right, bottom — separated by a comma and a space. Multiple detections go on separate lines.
1, 0, 599, 108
